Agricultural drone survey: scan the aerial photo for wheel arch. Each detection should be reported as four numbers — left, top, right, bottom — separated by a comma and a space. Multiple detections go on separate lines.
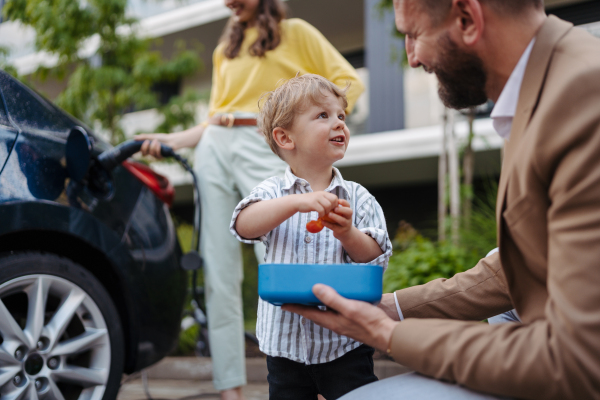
0, 203, 141, 373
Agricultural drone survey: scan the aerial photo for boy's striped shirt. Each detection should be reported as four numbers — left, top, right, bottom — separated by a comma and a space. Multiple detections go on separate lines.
230, 167, 392, 365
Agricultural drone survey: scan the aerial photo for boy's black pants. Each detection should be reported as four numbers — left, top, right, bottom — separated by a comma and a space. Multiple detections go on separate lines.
266, 344, 378, 400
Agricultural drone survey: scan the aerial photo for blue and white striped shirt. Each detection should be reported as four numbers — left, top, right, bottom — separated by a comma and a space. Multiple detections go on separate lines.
230, 167, 392, 365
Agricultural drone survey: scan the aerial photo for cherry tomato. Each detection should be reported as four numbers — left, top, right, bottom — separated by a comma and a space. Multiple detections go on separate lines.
306, 215, 336, 233
306, 219, 324, 233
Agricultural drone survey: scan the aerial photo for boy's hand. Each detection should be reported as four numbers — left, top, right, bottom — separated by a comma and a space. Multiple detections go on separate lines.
321, 199, 353, 239
296, 192, 339, 217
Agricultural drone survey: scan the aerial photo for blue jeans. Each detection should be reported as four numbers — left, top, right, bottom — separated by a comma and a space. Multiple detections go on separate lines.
339, 373, 512, 399
485, 248, 522, 326
488, 309, 521, 324
266, 344, 378, 400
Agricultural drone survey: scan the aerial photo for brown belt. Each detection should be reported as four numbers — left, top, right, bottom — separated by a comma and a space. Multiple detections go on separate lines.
208, 114, 257, 128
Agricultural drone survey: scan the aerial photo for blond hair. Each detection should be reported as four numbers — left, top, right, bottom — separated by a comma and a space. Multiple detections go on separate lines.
258, 73, 349, 158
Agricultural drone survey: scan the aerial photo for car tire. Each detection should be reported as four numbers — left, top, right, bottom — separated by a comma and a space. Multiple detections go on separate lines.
0, 252, 124, 400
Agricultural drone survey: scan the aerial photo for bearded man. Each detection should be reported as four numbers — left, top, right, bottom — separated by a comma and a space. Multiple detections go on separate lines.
284, 0, 600, 399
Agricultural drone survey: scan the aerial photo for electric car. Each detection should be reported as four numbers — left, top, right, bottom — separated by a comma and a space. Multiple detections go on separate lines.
0, 70, 187, 400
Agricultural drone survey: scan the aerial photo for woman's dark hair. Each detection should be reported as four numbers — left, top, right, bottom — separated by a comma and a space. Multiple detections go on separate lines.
220, 0, 287, 59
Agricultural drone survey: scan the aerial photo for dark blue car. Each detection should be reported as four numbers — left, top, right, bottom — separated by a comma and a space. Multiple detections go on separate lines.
0, 70, 187, 400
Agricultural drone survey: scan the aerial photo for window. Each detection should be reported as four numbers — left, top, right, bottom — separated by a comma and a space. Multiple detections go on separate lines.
0, 0, 7, 24
0, 73, 71, 135
152, 80, 181, 106
0, 91, 10, 126
548, 1, 600, 27
343, 49, 365, 69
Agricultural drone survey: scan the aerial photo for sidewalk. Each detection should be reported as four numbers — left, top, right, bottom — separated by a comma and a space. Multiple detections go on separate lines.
142, 357, 411, 382
118, 379, 268, 400
117, 357, 411, 400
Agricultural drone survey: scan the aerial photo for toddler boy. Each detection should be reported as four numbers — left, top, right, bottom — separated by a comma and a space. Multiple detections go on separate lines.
229, 74, 392, 400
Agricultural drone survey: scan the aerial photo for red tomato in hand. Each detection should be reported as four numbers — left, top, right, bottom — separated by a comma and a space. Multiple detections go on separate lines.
306, 219, 324, 233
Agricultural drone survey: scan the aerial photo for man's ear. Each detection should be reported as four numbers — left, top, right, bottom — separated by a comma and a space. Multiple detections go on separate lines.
273, 127, 295, 151
452, 0, 484, 47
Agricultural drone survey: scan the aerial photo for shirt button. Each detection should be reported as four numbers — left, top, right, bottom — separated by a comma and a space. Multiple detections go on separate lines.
300, 181, 306, 187
304, 236, 312, 243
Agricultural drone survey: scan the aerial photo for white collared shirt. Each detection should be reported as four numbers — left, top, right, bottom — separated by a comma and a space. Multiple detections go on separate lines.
230, 166, 392, 364
490, 38, 536, 139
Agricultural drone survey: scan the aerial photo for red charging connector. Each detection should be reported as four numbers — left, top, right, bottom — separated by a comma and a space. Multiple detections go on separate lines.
122, 160, 174, 207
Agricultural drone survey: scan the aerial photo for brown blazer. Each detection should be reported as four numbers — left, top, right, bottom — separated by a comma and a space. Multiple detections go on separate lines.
390, 16, 600, 399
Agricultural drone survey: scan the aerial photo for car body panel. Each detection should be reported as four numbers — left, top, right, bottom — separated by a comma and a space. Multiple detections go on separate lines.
0, 83, 18, 173
0, 124, 18, 176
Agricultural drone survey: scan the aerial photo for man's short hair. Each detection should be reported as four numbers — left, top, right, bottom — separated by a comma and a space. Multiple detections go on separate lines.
401, 0, 544, 25
258, 73, 349, 159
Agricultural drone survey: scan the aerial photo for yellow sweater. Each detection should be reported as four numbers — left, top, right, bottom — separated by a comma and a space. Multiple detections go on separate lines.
208, 18, 365, 117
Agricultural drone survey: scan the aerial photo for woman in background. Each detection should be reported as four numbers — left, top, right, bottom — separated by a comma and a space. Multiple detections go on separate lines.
137, 1, 364, 398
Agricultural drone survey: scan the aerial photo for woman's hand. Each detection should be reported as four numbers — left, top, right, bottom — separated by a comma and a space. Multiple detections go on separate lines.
136, 133, 177, 159
135, 124, 206, 158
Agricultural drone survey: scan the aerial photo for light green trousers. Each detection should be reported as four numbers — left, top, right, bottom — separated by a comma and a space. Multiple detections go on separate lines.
194, 120, 286, 391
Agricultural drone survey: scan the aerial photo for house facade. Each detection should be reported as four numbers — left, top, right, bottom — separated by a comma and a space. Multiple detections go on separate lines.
2, 0, 599, 234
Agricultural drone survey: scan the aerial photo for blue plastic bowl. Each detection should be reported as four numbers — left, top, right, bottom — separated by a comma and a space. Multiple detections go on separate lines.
258, 263, 383, 306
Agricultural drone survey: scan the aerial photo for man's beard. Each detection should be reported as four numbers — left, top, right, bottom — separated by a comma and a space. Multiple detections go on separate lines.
433, 34, 488, 110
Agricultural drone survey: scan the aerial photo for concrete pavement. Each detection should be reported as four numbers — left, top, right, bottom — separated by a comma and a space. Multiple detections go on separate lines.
139, 357, 411, 381
118, 379, 268, 400
118, 357, 411, 400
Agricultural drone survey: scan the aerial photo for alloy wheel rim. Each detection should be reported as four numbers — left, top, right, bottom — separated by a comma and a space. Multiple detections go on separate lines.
0, 274, 111, 400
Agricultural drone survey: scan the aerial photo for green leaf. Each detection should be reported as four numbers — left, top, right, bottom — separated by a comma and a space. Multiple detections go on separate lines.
7, 0, 204, 144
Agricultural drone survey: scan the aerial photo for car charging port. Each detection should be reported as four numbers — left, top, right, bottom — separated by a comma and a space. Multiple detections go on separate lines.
85, 159, 114, 200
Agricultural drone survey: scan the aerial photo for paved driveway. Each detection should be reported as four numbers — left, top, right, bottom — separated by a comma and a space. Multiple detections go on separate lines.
118, 379, 269, 400
117, 356, 409, 400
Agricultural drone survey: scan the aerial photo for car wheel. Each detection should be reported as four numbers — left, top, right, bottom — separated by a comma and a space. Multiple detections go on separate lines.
0, 252, 124, 400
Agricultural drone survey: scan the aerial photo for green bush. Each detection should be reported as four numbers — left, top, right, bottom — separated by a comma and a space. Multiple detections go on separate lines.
241, 243, 259, 332
458, 181, 498, 259
384, 235, 480, 292
384, 185, 498, 293
172, 323, 199, 356
173, 217, 259, 350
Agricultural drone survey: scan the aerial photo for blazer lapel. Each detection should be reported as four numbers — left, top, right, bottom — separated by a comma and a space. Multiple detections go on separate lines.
496, 16, 573, 229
